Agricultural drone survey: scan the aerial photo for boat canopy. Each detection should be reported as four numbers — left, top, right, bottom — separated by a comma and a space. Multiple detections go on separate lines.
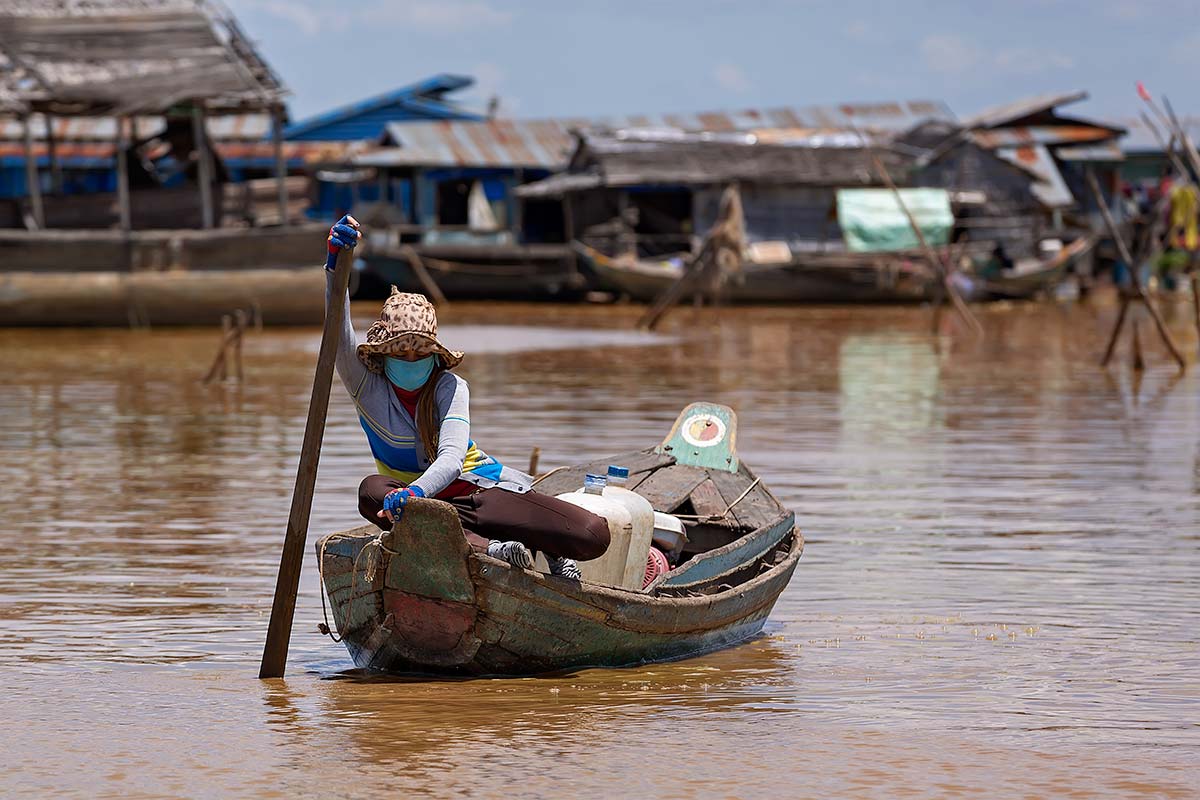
836, 188, 953, 253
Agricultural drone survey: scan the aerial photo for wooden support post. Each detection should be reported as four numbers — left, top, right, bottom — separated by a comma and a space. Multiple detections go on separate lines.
1100, 295, 1130, 367
193, 104, 214, 229
44, 114, 61, 195
22, 115, 44, 229
116, 117, 132, 233
1087, 171, 1186, 371
562, 193, 580, 281
272, 105, 288, 226
865, 148, 982, 337
233, 309, 247, 383
528, 446, 540, 475
219, 315, 232, 381
617, 191, 634, 256
1131, 317, 1145, 371
1191, 273, 1200, 351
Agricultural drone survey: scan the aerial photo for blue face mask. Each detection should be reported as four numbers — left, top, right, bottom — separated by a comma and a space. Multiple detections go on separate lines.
384, 355, 436, 390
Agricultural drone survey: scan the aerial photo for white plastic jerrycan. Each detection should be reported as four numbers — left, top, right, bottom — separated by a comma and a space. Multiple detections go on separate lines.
601, 465, 656, 590
555, 473, 634, 587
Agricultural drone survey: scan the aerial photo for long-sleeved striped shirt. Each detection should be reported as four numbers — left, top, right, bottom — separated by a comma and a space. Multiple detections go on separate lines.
326, 271, 532, 497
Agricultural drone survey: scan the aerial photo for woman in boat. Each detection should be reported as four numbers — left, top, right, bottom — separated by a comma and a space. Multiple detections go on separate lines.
325, 216, 608, 578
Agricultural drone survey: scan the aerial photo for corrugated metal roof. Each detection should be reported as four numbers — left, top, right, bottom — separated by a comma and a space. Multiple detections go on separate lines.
962, 91, 1089, 130
517, 129, 913, 197
359, 100, 954, 170
0, 113, 274, 142
0, 139, 354, 166
993, 144, 1074, 208
970, 125, 1118, 149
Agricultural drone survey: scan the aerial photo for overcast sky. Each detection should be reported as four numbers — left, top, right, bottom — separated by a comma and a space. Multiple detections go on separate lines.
227, 0, 1197, 127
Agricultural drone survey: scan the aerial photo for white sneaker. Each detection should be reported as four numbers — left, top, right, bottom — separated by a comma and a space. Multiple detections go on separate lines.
487, 540, 533, 570
547, 556, 582, 580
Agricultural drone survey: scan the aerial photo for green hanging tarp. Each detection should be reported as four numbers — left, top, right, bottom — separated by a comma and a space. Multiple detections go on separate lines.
837, 188, 953, 252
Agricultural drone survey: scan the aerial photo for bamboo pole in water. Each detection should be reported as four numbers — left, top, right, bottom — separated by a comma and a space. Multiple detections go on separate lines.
1086, 171, 1186, 371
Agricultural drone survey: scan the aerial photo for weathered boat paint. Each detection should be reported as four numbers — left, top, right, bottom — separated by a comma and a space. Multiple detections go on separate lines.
317, 405, 803, 675
317, 502, 801, 675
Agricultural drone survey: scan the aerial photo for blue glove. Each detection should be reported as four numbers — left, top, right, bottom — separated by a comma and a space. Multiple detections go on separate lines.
381, 485, 426, 523
325, 214, 360, 271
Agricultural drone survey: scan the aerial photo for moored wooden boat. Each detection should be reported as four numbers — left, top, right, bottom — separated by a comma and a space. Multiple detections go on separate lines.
316, 403, 803, 675
576, 241, 938, 304
960, 235, 1095, 301
361, 241, 585, 300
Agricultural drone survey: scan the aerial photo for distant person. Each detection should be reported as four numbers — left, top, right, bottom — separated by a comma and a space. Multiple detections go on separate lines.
979, 243, 1014, 280
323, 216, 608, 578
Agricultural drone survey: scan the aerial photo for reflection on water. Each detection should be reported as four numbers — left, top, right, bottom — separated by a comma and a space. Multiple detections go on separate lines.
1, 297, 1198, 797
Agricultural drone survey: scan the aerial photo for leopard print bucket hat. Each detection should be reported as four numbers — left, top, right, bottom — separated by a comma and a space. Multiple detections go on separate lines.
356, 287, 464, 373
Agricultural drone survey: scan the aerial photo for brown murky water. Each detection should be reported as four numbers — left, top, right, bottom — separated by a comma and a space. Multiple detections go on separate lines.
1, 297, 1198, 798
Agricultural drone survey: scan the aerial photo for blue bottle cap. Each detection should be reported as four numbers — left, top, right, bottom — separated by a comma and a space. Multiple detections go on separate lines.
607, 465, 630, 480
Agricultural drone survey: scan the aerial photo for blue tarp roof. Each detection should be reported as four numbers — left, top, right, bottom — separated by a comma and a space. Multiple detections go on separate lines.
282, 74, 484, 142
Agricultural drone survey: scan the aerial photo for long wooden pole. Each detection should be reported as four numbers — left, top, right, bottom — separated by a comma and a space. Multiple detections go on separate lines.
22, 115, 44, 229
259, 246, 354, 679
400, 244, 448, 305
1086, 171, 1186, 370
865, 149, 983, 337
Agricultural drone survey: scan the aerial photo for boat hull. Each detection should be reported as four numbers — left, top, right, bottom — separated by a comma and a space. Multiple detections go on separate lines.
362, 242, 584, 300
577, 243, 935, 304
318, 501, 802, 676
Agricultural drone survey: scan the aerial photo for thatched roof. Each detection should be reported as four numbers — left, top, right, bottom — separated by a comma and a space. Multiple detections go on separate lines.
517, 129, 916, 198
0, 0, 286, 116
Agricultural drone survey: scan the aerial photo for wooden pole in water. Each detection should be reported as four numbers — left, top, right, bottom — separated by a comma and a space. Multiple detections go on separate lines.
233, 309, 247, 383
1086, 171, 1186, 371
863, 148, 983, 338
1131, 317, 1145, 371
1100, 294, 1130, 367
260, 245, 354, 679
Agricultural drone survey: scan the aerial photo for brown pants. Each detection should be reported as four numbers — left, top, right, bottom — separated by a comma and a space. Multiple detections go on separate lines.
358, 475, 610, 560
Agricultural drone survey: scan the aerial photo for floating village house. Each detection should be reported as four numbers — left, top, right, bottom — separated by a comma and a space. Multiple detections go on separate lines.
345, 101, 961, 298
283, 74, 484, 220
960, 92, 1125, 225
0, 0, 291, 234
514, 108, 1089, 264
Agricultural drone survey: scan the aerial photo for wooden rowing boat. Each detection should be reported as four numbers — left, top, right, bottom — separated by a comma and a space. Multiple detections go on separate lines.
959, 235, 1095, 302
576, 241, 938, 304
316, 403, 803, 675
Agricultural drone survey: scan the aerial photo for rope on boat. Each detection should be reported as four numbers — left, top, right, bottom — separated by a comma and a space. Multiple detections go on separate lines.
316, 529, 400, 642
672, 477, 762, 523
531, 465, 570, 486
